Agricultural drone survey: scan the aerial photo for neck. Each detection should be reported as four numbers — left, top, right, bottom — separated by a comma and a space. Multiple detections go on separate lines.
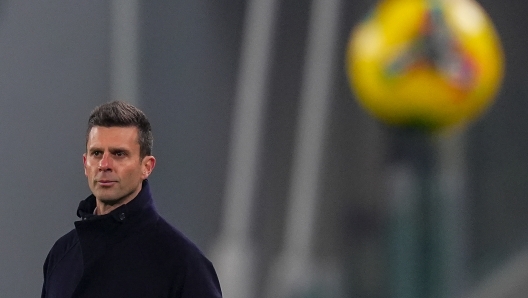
95, 186, 142, 215
95, 202, 127, 215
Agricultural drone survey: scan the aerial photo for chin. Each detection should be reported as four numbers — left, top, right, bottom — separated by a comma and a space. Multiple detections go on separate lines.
95, 190, 124, 205
98, 196, 123, 206
96, 189, 136, 206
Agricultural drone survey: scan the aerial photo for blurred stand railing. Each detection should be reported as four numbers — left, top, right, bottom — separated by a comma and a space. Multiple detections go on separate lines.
210, 0, 279, 297
111, 0, 139, 106
264, 0, 343, 296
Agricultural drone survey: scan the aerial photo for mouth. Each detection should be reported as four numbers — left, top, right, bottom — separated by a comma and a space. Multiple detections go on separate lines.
96, 180, 117, 187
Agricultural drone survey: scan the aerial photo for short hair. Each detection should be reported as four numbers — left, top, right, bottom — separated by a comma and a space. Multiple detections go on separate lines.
86, 101, 153, 158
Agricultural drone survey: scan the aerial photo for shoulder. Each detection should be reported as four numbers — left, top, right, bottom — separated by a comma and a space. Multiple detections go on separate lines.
145, 216, 219, 273
43, 229, 79, 272
151, 217, 222, 297
47, 229, 78, 258
151, 217, 207, 260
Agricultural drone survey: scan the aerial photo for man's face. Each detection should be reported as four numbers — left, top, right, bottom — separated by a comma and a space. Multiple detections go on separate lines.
83, 126, 155, 206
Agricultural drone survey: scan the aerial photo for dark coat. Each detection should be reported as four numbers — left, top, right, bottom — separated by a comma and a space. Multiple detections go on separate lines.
42, 180, 222, 298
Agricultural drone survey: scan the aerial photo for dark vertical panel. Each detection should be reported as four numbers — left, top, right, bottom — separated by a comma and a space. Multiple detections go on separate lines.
467, 0, 528, 282
251, 1, 311, 296
139, 1, 245, 250
327, 1, 388, 297
0, 1, 110, 297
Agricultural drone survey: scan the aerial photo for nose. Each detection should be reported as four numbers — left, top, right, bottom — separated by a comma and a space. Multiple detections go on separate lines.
98, 152, 112, 171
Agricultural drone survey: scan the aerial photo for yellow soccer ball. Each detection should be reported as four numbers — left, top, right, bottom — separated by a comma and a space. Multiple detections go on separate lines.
346, 0, 504, 132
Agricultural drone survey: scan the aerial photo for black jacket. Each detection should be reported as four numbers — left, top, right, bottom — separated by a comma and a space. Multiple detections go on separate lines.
42, 180, 222, 298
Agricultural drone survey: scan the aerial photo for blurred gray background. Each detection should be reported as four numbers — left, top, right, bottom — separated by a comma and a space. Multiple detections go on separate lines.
1, 0, 527, 297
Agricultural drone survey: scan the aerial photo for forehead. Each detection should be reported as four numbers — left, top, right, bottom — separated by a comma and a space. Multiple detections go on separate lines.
87, 126, 139, 148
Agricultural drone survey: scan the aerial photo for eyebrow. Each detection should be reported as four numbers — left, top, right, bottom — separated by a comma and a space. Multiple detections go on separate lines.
88, 146, 131, 154
109, 147, 131, 154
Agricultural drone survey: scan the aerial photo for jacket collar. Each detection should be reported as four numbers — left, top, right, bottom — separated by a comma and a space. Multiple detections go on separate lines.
77, 179, 154, 223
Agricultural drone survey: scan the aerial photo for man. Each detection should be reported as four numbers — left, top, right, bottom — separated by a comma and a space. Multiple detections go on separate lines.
42, 101, 222, 297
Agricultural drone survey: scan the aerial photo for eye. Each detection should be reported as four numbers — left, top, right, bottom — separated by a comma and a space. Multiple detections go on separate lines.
115, 151, 126, 157
92, 151, 102, 157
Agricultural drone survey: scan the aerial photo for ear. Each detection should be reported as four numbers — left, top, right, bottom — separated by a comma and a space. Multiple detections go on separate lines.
83, 153, 88, 177
141, 156, 156, 180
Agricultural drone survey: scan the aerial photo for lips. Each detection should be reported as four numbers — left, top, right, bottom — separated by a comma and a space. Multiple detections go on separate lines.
97, 180, 117, 187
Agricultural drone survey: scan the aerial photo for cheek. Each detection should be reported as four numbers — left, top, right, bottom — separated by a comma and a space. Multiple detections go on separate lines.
123, 164, 143, 178
84, 160, 98, 176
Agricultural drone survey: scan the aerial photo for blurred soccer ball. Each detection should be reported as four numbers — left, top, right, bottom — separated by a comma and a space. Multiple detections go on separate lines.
346, 0, 504, 132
